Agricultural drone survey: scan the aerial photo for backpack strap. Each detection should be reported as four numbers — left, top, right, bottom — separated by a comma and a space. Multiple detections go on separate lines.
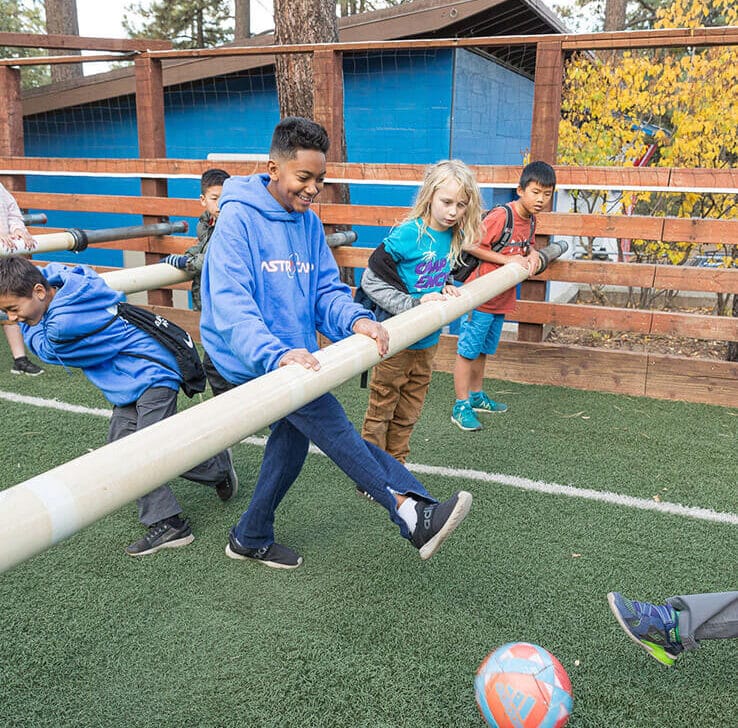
489, 203, 536, 253
47, 313, 119, 345
490, 204, 515, 252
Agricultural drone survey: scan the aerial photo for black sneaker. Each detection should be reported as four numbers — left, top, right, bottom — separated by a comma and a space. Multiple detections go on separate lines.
11, 357, 43, 376
410, 491, 472, 560
225, 529, 303, 569
215, 450, 238, 502
356, 487, 376, 502
125, 517, 194, 557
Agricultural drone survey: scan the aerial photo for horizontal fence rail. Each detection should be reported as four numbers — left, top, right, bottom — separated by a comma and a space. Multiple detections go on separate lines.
3, 158, 738, 192
4, 156, 737, 407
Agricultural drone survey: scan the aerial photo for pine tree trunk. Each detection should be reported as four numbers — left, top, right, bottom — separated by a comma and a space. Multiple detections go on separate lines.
235, 0, 251, 39
196, 7, 204, 48
274, 0, 354, 282
273, 0, 338, 119
45, 0, 82, 83
604, 0, 627, 31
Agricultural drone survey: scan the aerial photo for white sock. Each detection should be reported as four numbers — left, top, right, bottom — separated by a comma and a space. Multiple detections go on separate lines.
397, 497, 419, 533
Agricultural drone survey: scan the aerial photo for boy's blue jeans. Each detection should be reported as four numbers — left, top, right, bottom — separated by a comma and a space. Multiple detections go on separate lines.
233, 392, 435, 549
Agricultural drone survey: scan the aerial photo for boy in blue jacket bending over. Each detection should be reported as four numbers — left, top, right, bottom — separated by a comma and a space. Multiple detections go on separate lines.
200, 116, 472, 569
0, 257, 237, 557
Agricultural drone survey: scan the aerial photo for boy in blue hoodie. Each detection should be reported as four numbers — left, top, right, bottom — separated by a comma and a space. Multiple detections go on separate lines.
199, 116, 472, 569
0, 256, 237, 557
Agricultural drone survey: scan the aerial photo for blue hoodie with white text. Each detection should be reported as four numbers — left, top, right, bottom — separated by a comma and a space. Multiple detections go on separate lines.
199, 174, 373, 384
21, 263, 180, 405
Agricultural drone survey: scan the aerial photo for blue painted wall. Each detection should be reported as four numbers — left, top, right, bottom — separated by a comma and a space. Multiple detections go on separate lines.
21, 50, 534, 272
344, 49, 455, 252
452, 49, 534, 209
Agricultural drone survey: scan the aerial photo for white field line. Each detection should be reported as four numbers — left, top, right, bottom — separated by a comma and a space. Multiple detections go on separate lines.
3, 389, 737, 527
0, 390, 112, 418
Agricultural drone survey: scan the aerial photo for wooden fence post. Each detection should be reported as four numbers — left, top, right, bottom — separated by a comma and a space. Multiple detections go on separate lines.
0, 66, 25, 193
312, 49, 353, 282
519, 40, 564, 342
134, 55, 172, 307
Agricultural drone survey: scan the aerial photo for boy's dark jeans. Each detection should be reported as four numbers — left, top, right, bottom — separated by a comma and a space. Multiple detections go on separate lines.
203, 352, 434, 549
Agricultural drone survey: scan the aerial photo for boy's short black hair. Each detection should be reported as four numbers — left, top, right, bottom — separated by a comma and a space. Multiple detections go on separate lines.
201, 168, 230, 194
270, 117, 330, 159
0, 256, 50, 297
520, 160, 557, 190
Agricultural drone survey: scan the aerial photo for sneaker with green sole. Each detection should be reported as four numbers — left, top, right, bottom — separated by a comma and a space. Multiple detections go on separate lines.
451, 399, 482, 431
607, 591, 684, 666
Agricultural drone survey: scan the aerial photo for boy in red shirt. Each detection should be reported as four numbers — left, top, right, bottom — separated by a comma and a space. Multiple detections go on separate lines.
452, 161, 556, 431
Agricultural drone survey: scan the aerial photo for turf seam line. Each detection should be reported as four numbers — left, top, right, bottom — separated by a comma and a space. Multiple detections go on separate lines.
240, 436, 738, 527
3, 389, 736, 527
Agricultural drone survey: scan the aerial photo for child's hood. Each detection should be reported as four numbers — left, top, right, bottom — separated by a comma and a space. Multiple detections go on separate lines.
42, 262, 122, 312
218, 173, 302, 223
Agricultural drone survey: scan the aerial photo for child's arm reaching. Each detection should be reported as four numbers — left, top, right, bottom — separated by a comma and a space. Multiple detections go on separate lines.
0, 186, 36, 251
360, 268, 420, 315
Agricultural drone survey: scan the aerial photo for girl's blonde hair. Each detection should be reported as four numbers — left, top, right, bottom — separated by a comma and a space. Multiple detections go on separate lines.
404, 159, 484, 264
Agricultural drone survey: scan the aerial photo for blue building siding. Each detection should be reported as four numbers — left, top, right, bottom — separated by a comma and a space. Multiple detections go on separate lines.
452, 49, 534, 209
344, 49, 455, 251
21, 50, 534, 272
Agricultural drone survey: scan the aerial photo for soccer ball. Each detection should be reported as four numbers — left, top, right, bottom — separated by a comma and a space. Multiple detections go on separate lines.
475, 642, 573, 728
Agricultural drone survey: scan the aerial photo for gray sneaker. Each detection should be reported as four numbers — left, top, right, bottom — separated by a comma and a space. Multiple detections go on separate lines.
125, 517, 194, 556
225, 529, 303, 569
410, 491, 473, 560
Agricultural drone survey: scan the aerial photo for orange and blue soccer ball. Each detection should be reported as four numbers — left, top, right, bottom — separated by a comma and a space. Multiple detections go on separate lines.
475, 642, 573, 728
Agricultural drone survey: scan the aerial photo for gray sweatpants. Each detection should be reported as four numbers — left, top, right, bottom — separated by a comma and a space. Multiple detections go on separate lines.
108, 386, 231, 526
667, 591, 738, 651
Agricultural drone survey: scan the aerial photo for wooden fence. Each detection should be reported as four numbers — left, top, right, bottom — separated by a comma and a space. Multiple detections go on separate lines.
0, 27, 737, 406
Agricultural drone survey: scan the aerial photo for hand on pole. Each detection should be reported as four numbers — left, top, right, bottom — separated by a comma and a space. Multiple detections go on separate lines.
160, 254, 189, 269
278, 348, 321, 371
353, 318, 389, 357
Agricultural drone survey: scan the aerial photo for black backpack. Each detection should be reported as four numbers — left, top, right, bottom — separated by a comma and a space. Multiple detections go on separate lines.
451, 204, 534, 282
116, 302, 206, 397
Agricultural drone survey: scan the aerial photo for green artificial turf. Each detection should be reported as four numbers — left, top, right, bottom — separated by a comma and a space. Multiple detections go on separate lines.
0, 343, 736, 728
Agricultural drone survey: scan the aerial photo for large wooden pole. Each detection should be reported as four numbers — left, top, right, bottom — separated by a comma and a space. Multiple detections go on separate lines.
0, 246, 566, 574
0, 66, 25, 193
134, 56, 172, 307
520, 40, 564, 343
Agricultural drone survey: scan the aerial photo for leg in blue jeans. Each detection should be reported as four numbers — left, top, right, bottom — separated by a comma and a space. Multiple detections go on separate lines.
234, 417, 310, 548
234, 392, 434, 548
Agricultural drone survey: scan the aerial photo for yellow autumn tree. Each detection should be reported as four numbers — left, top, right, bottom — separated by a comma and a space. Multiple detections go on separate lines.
558, 0, 738, 313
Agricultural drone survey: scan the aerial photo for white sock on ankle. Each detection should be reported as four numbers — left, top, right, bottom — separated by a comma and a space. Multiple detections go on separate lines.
397, 497, 418, 533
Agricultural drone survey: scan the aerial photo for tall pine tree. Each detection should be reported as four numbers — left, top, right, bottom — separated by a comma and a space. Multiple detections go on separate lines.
124, 0, 232, 48
0, 0, 50, 87
45, 0, 82, 82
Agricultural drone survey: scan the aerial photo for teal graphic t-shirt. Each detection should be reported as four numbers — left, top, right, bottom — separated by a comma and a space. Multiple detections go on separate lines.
384, 218, 453, 349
